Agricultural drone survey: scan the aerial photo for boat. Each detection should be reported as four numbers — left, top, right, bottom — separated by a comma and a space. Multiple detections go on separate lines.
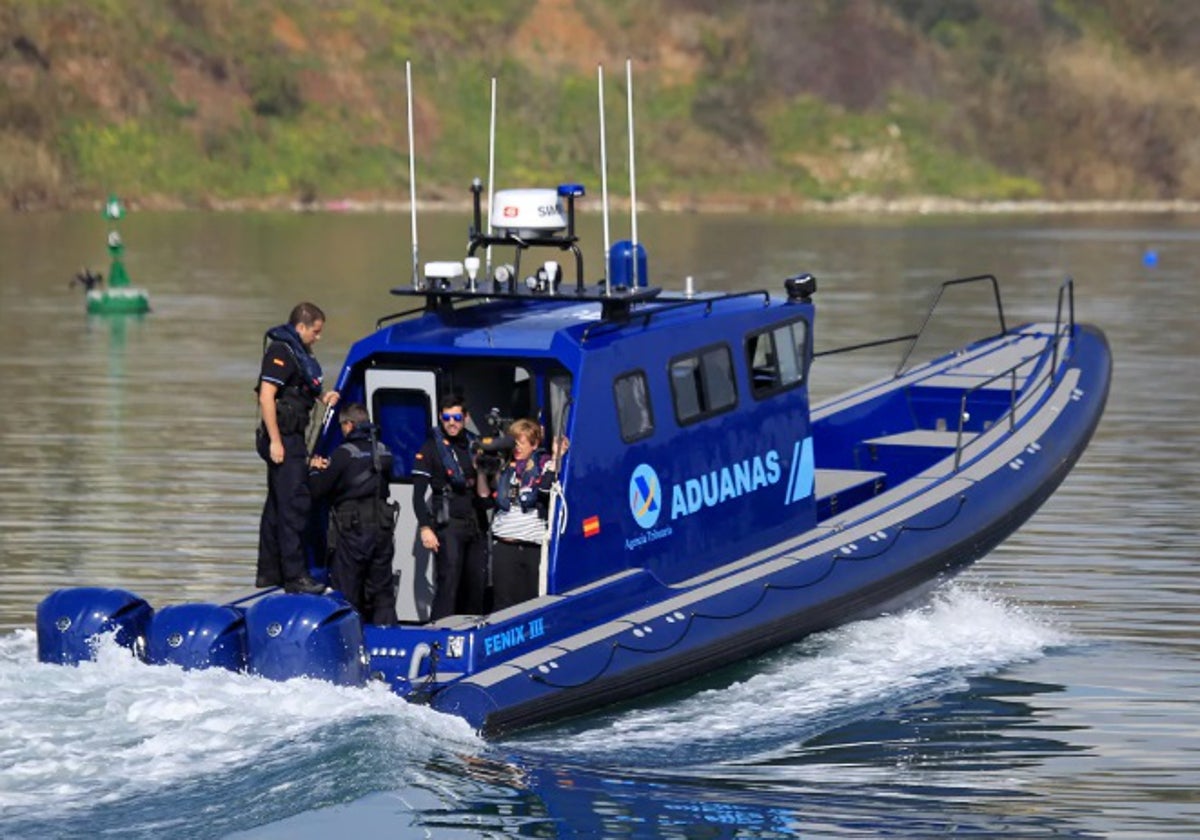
35, 66, 1111, 737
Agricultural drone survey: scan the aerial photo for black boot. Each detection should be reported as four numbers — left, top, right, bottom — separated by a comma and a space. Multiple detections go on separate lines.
284, 576, 326, 595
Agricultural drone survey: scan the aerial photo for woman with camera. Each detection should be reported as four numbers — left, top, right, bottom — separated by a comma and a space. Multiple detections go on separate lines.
483, 418, 568, 612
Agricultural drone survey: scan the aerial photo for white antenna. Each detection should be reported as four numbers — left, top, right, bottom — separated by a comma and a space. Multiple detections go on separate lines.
486, 76, 497, 281
626, 58, 639, 288
406, 61, 419, 289
598, 64, 611, 295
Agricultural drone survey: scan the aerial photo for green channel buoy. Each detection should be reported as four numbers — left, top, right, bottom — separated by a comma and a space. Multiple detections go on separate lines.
79, 194, 151, 315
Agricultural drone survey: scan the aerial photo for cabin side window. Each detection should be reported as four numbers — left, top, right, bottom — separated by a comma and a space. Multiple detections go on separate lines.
614, 370, 654, 442
747, 317, 809, 398
669, 344, 738, 425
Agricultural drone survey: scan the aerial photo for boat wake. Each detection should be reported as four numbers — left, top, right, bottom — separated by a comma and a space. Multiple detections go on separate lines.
0, 582, 1068, 837
0, 629, 477, 835
511, 581, 1071, 766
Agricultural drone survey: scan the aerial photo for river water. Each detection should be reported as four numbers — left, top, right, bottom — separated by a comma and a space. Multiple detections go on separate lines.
0, 209, 1197, 838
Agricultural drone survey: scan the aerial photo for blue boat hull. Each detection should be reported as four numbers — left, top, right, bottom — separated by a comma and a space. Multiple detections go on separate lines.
418, 324, 1110, 734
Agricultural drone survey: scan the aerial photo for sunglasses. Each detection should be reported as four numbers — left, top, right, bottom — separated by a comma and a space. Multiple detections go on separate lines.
441, 412, 464, 422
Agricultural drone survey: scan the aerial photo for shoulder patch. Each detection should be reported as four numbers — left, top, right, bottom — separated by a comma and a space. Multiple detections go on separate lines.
272, 358, 286, 366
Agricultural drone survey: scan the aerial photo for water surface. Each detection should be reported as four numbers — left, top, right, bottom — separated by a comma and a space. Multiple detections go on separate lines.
1, 210, 1197, 837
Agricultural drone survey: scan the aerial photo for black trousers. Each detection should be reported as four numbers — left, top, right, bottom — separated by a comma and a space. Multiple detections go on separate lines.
256, 431, 311, 586
491, 539, 540, 612
431, 517, 488, 620
329, 520, 397, 626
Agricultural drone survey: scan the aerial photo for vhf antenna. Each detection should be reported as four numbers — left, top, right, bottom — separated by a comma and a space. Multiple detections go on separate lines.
406, 60, 419, 289
598, 64, 611, 295
626, 58, 639, 289
486, 76, 498, 283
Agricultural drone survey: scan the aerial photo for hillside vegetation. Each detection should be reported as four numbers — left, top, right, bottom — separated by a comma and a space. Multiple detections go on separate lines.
3, 0, 1200, 211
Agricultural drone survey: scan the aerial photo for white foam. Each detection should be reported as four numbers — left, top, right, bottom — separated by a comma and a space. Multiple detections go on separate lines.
0, 629, 478, 816
516, 583, 1069, 760
0, 583, 1071, 818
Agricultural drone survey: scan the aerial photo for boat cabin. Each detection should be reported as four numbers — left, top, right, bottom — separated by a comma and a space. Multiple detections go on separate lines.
314, 183, 821, 622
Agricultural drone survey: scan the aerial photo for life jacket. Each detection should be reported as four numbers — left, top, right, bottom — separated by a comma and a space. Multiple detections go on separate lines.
495, 452, 550, 513
261, 324, 323, 434
433, 430, 478, 492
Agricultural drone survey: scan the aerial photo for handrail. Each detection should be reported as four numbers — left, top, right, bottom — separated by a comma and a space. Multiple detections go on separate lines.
375, 304, 432, 330
951, 344, 1050, 470
949, 277, 1077, 469
952, 364, 1020, 470
895, 274, 1006, 378
581, 289, 772, 342
1051, 276, 1076, 373
814, 332, 918, 358
813, 274, 1006, 367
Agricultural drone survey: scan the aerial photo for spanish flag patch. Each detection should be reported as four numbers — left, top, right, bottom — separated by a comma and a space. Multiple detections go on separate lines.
582, 515, 600, 538
272, 358, 285, 367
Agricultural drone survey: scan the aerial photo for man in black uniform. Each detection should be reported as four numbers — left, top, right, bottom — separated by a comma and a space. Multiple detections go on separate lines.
256, 301, 339, 594
412, 392, 488, 620
309, 403, 399, 625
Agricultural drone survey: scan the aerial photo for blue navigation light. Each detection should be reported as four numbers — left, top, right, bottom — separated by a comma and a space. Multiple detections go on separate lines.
558, 183, 586, 197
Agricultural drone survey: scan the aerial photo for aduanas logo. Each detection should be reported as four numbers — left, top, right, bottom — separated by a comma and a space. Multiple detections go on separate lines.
629, 463, 662, 529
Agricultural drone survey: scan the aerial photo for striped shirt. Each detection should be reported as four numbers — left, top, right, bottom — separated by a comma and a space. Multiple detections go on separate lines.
491, 506, 546, 544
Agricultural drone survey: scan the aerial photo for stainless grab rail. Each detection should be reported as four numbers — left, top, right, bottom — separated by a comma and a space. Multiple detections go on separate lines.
951, 277, 1076, 470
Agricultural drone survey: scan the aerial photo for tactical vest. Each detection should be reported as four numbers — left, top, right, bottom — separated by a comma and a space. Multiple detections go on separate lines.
332, 435, 397, 531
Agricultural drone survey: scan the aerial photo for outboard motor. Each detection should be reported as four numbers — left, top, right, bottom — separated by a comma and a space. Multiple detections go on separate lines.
244, 594, 367, 687
146, 603, 247, 672
37, 587, 153, 665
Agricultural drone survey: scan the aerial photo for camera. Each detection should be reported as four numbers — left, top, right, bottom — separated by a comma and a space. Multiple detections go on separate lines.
473, 441, 511, 479
482, 406, 512, 435
473, 408, 514, 478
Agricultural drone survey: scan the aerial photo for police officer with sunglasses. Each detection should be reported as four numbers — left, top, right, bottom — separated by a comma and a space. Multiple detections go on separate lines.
411, 392, 489, 620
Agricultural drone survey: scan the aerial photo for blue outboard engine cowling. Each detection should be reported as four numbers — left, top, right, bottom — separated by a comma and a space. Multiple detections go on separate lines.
36, 587, 153, 665
245, 594, 367, 686
146, 603, 247, 672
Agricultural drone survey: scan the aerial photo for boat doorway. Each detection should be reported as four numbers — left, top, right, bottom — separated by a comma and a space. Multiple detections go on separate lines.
362, 359, 571, 623
365, 368, 438, 622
